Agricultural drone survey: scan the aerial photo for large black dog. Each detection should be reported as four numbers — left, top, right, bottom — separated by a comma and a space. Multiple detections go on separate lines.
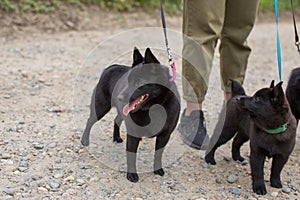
81, 47, 180, 182
286, 67, 300, 123
205, 80, 297, 195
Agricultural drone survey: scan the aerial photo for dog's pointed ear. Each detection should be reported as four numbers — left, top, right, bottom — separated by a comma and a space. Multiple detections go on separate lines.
270, 80, 275, 88
144, 48, 160, 64
132, 47, 143, 67
230, 79, 246, 96
270, 81, 285, 105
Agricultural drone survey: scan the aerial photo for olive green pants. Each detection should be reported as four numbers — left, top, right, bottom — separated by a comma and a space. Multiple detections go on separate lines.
182, 0, 259, 103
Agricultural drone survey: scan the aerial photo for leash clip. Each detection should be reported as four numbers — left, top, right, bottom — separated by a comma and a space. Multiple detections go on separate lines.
167, 47, 173, 62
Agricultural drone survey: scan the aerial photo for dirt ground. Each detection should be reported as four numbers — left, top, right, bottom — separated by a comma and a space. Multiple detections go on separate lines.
0, 7, 299, 200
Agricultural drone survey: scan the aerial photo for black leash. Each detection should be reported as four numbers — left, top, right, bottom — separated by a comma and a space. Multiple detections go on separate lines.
290, 0, 300, 53
160, 0, 176, 82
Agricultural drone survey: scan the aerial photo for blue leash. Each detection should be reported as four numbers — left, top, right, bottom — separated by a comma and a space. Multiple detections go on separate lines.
274, 0, 282, 81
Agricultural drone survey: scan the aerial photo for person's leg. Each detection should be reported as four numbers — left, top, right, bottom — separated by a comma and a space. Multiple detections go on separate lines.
182, 0, 225, 112
180, 0, 225, 149
220, 0, 259, 93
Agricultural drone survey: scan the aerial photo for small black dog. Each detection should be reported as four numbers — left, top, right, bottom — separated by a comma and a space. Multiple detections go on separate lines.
286, 67, 300, 123
205, 80, 297, 195
81, 47, 180, 182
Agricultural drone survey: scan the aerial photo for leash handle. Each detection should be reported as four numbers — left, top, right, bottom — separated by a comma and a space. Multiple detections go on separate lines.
290, 0, 300, 53
274, 0, 283, 81
160, 0, 176, 82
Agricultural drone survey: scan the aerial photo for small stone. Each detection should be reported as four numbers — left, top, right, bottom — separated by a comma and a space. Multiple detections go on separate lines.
1, 153, 12, 159
37, 187, 48, 193
76, 179, 85, 186
224, 156, 231, 162
18, 167, 28, 172
215, 178, 222, 184
227, 175, 238, 183
33, 143, 44, 150
2, 189, 14, 196
48, 143, 56, 148
66, 188, 76, 195
54, 171, 65, 179
78, 149, 87, 154
229, 187, 241, 196
99, 190, 108, 197
241, 160, 248, 165
79, 165, 91, 169
271, 191, 278, 197
50, 182, 60, 189
202, 163, 209, 168
64, 175, 75, 182
20, 161, 29, 167
44, 82, 54, 87
282, 187, 291, 194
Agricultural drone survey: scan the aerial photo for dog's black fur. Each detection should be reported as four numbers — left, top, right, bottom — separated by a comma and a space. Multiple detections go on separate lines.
205, 80, 297, 195
286, 67, 300, 123
81, 47, 180, 182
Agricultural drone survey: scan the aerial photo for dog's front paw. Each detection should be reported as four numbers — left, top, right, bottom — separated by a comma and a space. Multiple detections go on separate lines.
253, 181, 267, 195
205, 154, 216, 165
127, 172, 139, 183
154, 168, 165, 176
271, 178, 282, 188
113, 137, 123, 143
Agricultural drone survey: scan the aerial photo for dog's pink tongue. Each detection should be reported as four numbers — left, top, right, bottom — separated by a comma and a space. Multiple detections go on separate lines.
122, 103, 132, 116
123, 98, 140, 116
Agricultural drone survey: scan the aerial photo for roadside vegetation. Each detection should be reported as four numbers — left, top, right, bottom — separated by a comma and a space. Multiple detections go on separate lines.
0, 0, 299, 13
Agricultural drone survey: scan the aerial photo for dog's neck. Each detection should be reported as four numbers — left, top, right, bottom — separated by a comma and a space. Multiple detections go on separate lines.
261, 123, 288, 135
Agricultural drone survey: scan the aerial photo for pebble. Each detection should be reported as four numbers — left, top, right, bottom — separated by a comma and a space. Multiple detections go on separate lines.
99, 190, 108, 197
37, 187, 48, 193
1, 153, 12, 159
271, 191, 278, 197
64, 175, 75, 182
227, 175, 238, 183
50, 182, 60, 189
79, 165, 91, 169
1, 189, 15, 196
18, 167, 28, 172
19, 161, 29, 167
33, 143, 44, 150
66, 189, 77, 195
76, 179, 85, 186
48, 143, 57, 148
282, 187, 291, 194
54, 172, 65, 179
229, 187, 241, 196
215, 178, 222, 184
241, 160, 248, 165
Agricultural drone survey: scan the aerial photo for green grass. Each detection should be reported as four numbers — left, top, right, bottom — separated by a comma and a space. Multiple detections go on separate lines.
259, 0, 300, 12
0, 0, 299, 13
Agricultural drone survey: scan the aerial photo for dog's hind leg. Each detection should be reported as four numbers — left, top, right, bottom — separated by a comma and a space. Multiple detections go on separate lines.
231, 132, 249, 162
113, 114, 123, 143
153, 134, 171, 176
205, 126, 237, 165
81, 88, 111, 146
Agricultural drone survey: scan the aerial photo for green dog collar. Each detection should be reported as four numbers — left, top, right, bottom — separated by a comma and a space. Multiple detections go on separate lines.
262, 123, 287, 135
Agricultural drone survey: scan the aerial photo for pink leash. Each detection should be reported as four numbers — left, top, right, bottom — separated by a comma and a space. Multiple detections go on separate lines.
160, 1, 176, 82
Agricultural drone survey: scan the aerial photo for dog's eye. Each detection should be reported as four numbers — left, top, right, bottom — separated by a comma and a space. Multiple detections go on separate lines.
254, 96, 260, 102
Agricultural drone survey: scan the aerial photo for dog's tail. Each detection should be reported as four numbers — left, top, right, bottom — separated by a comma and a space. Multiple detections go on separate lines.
230, 79, 246, 97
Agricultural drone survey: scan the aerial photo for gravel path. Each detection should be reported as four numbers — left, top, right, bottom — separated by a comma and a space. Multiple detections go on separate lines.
0, 15, 299, 200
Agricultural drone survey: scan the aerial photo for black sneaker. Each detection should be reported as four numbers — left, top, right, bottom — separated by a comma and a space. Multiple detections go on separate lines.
178, 109, 210, 150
